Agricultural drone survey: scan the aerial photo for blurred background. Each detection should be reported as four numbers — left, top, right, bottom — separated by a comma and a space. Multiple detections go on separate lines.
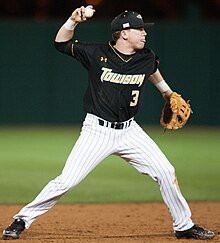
1, 0, 220, 21
0, 0, 220, 125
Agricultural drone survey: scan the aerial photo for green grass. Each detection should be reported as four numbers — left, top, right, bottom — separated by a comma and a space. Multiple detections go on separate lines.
0, 125, 219, 204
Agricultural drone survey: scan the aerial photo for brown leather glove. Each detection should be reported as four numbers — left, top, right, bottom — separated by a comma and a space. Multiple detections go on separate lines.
160, 92, 192, 130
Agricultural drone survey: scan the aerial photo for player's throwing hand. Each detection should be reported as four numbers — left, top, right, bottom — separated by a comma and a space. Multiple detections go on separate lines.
70, 5, 95, 23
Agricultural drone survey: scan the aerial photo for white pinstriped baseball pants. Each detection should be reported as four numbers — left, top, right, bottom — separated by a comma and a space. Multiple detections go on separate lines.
14, 113, 194, 231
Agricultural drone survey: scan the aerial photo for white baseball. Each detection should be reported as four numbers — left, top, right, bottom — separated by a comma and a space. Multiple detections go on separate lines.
85, 7, 94, 18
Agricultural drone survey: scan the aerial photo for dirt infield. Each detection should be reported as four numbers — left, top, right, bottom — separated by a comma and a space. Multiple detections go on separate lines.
0, 202, 219, 243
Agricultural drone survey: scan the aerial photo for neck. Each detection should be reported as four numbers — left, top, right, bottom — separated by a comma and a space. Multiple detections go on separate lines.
114, 41, 136, 55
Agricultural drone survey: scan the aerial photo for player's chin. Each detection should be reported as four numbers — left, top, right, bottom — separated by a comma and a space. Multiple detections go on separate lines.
135, 42, 145, 50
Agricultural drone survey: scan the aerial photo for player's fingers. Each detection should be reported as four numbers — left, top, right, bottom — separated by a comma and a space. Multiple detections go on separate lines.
79, 6, 87, 21
86, 5, 96, 14
72, 6, 86, 22
86, 5, 94, 9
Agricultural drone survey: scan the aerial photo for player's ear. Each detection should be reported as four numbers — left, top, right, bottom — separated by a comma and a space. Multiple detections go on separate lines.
121, 30, 128, 40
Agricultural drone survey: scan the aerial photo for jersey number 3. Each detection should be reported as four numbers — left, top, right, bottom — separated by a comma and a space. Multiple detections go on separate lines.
130, 90, 140, 107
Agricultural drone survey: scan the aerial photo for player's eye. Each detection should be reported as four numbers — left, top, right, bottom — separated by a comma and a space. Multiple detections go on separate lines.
135, 27, 144, 31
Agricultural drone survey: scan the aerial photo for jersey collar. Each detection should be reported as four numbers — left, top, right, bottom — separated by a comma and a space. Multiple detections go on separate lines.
108, 41, 134, 63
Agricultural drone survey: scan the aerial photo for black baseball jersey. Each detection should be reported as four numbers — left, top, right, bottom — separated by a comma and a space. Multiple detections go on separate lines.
55, 40, 158, 122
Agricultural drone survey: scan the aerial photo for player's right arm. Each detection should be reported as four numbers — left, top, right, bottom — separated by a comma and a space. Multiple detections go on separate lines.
55, 6, 94, 42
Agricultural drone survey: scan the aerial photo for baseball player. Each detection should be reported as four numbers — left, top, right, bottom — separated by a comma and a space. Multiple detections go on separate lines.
3, 6, 215, 240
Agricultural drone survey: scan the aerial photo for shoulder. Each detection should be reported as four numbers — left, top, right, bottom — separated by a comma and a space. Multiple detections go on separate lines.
73, 40, 109, 56
72, 41, 109, 63
141, 47, 156, 57
74, 40, 107, 50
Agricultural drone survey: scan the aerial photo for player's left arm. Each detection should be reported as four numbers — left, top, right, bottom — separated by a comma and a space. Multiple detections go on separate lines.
149, 69, 173, 101
150, 69, 192, 130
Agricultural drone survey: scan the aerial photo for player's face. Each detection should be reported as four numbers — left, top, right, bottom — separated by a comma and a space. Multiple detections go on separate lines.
126, 27, 147, 51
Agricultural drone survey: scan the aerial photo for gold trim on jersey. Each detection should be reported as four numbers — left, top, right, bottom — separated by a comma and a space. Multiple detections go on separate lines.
109, 42, 133, 63
71, 44, 74, 56
71, 40, 79, 57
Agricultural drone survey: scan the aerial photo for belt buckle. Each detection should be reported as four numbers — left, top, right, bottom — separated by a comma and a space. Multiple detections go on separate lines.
115, 123, 123, 129
99, 119, 132, 129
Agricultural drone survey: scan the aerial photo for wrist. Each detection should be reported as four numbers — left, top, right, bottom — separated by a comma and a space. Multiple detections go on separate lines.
63, 18, 78, 31
155, 80, 172, 94
163, 90, 173, 101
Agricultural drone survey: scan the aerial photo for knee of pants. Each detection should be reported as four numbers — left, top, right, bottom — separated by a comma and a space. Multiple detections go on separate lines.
156, 166, 176, 186
53, 174, 79, 192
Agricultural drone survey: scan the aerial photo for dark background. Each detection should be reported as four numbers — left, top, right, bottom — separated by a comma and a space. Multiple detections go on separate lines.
1, 0, 220, 21
0, 0, 220, 125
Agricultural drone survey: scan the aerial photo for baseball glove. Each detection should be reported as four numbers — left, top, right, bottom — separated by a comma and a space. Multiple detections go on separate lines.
160, 92, 192, 130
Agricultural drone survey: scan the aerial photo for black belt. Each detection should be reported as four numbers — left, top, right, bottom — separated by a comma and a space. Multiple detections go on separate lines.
98, 119, 132, 129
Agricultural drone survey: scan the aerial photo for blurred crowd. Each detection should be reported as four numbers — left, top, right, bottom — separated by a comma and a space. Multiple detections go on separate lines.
0, 0, 219, 21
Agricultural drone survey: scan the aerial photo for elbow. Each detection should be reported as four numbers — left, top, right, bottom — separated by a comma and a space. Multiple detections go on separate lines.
54, 40, 60, 51
53, 40, 73, 56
